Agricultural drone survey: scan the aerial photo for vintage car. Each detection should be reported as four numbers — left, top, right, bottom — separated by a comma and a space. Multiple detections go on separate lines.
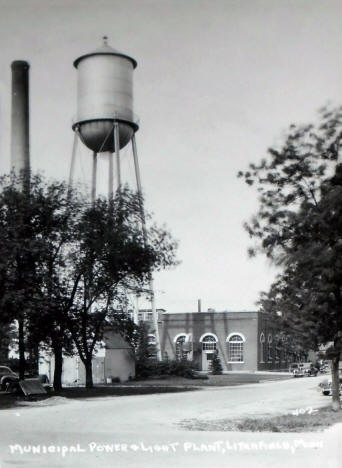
290, 362, 312, 377
0, 365, 19, 390
1, 367, 52, 393
321, 371, 342, 396
304, 365, 319, 377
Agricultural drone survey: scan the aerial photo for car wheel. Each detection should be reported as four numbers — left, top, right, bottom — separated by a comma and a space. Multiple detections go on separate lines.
1, 379, 10, 391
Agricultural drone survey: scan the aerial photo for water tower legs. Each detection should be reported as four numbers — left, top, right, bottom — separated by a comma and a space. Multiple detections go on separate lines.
132, 134, 162, 361
108, 152, 114, 199
108, 121, 121, 199
70, 121, 123, 199
114, 122, 121, 191
68, 128, 79, 187
91, 152, 97, 204
67, 127, 162, 361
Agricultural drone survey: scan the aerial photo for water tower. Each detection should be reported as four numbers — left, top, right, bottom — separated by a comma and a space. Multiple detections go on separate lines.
70, 36, 139, 199
70, 37, 161, 359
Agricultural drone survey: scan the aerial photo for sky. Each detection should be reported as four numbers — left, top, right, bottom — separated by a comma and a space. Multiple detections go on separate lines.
0, 0, 341, 313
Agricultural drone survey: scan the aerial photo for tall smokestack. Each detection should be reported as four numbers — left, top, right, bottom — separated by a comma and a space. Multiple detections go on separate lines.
198, 299, 202, 313
11, 60, 30, 181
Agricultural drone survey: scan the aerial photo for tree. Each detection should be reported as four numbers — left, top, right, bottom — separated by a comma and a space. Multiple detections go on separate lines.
0, 173, 70, 378
239, 106, 342, 410
0, 173, 82, 384
0, 174, 178, 389
135, 322, 152, 364
26, 182, 83, 390
50, 189, 178, 388
211, 350, 223, 375
0, 322, 16, 361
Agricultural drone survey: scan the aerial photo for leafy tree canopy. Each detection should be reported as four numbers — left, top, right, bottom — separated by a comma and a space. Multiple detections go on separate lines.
0, 173, 178, 388
239, 106, 342, 409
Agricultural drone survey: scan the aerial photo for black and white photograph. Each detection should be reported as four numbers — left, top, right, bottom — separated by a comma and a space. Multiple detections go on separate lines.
0, 1, 341, 467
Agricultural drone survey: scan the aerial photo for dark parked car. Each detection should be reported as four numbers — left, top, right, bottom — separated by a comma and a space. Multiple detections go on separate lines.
304, 364, 319, 377
0, 366, 19, 390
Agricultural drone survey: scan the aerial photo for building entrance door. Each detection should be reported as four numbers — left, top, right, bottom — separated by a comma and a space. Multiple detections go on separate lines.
202, 352, 214, 371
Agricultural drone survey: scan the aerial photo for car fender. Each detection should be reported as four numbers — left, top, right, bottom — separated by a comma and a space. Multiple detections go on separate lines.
1, 375, 19, 389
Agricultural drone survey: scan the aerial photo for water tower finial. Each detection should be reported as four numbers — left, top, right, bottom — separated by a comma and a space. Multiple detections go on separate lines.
103, 35, 108, 46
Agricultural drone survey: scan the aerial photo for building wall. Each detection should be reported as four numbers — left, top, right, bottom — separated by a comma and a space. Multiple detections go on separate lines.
159, 311, 260, 372
257, 313, 301, 371
39, 354, 106, 386
39, 311, 300, 382
258, 314, 278, 371
105, 349, 135, 382
103, 330, 135, 382
39, 330, 135, 386
157, 310, 305, 372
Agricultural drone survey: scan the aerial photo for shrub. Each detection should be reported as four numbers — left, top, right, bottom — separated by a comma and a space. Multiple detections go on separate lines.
211, 351, 223, 375
135, 359, 198, 379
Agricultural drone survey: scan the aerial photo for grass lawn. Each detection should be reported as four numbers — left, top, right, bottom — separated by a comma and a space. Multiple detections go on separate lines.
0, 373, 292, 409
179, 406, 342, 432
0, 385, 199, 409
128, 373, 292, 387
53, 385, 198, 398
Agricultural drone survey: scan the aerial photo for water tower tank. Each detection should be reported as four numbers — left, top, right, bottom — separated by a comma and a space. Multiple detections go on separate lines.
73, 38, 138, 153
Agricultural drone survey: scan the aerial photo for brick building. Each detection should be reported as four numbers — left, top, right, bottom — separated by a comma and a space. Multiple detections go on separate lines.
154, 310, 305, 372
39, 308, 307, 383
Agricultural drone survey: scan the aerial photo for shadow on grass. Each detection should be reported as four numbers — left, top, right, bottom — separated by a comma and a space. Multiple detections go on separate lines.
127, 373, 292, 387
53, 386, 199, 398
0, 385, 200, 409
179, 406, 342, 432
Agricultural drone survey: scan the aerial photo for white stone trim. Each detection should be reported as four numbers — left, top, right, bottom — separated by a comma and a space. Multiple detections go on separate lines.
226, 332, 246, 342
173, 333, 187, 343
199, 333, 218, 342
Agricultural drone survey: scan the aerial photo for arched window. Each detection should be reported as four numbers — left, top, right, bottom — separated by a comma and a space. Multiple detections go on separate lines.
201, 335, 217, 351
267, 334, 273, 362
174, 334, 187, 361
260, 333, 265, 363
227, 333, 245, 362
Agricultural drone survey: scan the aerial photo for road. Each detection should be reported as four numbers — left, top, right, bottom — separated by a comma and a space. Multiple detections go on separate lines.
0, 375, 341, 468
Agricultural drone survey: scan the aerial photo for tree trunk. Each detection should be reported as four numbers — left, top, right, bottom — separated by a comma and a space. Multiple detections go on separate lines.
29, 342, 39, 375
53, 343, 63, 391
85, 358, 93, 389
331, 355, 341, 411
18, 318, 25, 380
